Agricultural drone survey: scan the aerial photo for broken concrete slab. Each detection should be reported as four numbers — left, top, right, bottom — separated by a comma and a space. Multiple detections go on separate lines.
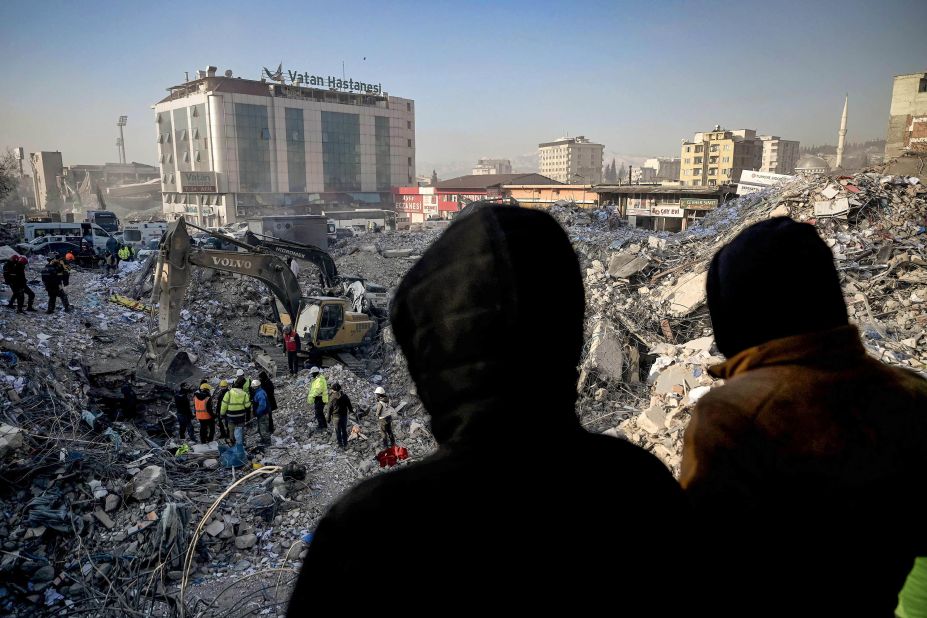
105, 494, 120, 512
607, 253, 650, 279
205, 520, 225, 537
0, 424, 24, 458
637, 405, 667, 435
814, 197, 850, 218
821, 185, 840, 199
653, 365, 697, 396
682, 336, 714, 353
584, 320, 624, 383
235, 534, 257, 550
127, 465, 164, 501
93, 510, 115, 530
661, 271, 708, 317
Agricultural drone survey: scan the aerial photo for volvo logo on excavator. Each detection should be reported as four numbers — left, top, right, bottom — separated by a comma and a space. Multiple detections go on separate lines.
210, 256, 253, 269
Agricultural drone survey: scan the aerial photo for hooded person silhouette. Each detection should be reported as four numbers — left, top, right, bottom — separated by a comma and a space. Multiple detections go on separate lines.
682, 217, 927, 616
288, 206, 688, 612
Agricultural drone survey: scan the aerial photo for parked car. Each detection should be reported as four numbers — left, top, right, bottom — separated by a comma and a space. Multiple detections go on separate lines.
33, 241, 81, 257
16, 235, 84, 255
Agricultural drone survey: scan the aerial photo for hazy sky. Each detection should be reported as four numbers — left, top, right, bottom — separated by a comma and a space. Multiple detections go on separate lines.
2, 0, 925, 176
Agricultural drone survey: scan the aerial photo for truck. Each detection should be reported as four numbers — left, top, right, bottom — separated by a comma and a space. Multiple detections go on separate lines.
245, 215, 328, 249
84, 210, 120, 233
122, 221, 167, 250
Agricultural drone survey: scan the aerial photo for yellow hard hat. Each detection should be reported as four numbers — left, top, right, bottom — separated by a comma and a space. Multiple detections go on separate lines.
200, 382, 211, 390
219, 379, 228, 387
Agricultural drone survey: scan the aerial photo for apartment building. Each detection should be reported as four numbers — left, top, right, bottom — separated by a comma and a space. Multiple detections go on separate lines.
679, 126, 761, 186
538, 136, 604, 184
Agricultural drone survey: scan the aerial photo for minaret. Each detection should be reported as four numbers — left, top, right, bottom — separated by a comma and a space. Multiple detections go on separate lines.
836, 94, 848, 169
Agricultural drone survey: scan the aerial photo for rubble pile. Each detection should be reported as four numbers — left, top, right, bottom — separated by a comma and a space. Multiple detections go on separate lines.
567, 171, 926, 473
0, 250, 438, 615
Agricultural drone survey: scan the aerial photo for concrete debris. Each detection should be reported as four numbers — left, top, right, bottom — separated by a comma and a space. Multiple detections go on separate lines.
0, 160, 922, 613
127, 465, 164, 501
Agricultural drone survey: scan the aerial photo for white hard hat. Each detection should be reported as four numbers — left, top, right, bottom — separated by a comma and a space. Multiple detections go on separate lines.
236, 369, 245, 377
251, 379, 261, 388
374, 386, 386, 395
309, 366, 320, 374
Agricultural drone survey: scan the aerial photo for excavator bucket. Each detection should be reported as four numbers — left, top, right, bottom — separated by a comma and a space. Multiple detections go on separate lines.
136, 346, 197, 387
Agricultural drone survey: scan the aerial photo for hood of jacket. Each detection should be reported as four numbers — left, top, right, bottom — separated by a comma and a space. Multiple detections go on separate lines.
390, 206, 585, 446
707, 217, 848, 358
193, 390, 210, 400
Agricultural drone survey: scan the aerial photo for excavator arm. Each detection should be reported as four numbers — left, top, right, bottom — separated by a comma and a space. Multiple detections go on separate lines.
243, 230, 339, 288
137, 218, 303, 386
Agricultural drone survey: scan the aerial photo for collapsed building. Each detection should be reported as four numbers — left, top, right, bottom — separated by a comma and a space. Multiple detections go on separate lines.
0, 158, 924, 615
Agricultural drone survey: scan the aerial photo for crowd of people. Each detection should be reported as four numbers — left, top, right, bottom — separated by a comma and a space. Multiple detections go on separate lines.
3, 237, 137, 314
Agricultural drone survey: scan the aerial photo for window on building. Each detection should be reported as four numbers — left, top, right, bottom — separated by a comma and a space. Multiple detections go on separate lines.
693, 180, 701, 186
180, 129, 187, 141
195, 151, 202, 162
407, 121, 412, 129
261, 128, 271, 140
694, 157, 703, 164
710, 145, 719, 152
182, 152, 189, 163
192, 128, 199, 139
708, 179, 717, 186
685, 146, 691, 153
724, 145, 731, 151
708, 168, 717, 176
722, 156, 730, 163
695, 145, 703, 153
709, 156, 718, 164
407, 138, 412, 147
920, 78, 927, 93
407, 102, 411, 111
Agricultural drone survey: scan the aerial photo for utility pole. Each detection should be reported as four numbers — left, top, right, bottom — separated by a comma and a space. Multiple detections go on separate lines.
117, 115, 128, 164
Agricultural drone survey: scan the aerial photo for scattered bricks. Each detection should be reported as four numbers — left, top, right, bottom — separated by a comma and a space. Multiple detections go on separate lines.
105, 494, 120, 512
205, 520, 225, 537
127, 465, 164, 501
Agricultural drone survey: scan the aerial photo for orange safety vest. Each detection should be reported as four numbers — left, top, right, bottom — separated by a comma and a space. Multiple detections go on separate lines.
194, 395, 212, 420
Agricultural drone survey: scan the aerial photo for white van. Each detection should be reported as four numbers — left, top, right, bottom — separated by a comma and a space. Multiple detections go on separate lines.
23, 222, 114, 252
122, 222, 167, 250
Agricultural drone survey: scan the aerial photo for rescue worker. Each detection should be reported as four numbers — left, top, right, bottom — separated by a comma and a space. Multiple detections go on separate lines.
252, 379, 272, 445
373, 386, 395, 448
289, 206, 688, 613
3, 257, 17, 308
118, 245, 131, 262
283, 326, 300, 375
306, 367, 328, 432
41, 254, 71, 314
5, 256, 36, 313
64, 250, 75, 264
258, 370, 277, 434
212, 379, 231, 441
681, 217, 927, 616
327, 382, 353, 449
193, 382, 214, 443
221, 379, 251, 447
173, 382, 195, 442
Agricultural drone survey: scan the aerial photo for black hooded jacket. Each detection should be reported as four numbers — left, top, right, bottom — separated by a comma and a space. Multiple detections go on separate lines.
289, 207, 688, 612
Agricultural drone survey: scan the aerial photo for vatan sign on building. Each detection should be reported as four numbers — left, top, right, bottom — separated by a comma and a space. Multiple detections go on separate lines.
262, 64, 384, 95
737, 170, 794, 196
179, 171, 217, 193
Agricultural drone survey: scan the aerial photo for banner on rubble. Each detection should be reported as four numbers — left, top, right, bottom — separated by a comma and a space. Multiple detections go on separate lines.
737, 170, 794, 196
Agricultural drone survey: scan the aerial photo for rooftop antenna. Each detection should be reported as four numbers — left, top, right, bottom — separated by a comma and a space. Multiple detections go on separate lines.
342, 61, 345, 79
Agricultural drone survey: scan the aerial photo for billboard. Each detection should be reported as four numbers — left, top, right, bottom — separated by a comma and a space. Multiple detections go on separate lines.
737, 170, 794, 196
652, 205, 684, 218
680, 197, 718, 211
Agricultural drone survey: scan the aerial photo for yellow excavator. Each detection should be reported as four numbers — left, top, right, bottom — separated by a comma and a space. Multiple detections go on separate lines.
136, 218, 376, 386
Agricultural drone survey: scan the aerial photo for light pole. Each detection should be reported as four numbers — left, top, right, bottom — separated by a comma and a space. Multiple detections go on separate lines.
117, 115, 127, 164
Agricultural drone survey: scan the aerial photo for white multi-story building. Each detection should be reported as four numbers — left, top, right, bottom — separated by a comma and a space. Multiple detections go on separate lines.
472, 158, 512, 175
153, 65, 415, 226
538, 136, 604, 184
641, 157, 682, 182
758, 136, 800, 174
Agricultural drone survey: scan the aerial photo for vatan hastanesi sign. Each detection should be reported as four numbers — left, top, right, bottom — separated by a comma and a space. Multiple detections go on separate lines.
263, 64, 383, 95
737, 170, 794, 196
